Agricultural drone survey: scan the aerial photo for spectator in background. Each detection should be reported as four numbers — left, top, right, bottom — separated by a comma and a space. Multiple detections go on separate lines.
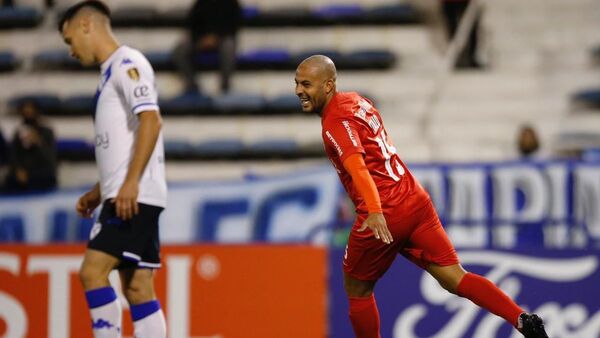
441, 0, 483, 69
517, 124, 541, 159
4, 100, 57, 192
172, 0, 243, 95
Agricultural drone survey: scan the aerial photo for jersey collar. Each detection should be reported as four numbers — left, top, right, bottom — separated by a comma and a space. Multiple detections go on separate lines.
321, 92, 341, 120
100, 45, 125, 73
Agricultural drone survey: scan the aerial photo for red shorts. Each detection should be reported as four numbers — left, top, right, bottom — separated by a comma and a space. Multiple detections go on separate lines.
343, 195, 459, 281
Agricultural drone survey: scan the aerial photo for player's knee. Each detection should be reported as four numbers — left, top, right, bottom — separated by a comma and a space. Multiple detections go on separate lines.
344, 277, 375, 297
437, 279, 458, 294
79, 264, 103, 290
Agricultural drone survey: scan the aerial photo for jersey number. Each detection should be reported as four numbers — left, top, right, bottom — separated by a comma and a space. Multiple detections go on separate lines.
375, 130, 405, 181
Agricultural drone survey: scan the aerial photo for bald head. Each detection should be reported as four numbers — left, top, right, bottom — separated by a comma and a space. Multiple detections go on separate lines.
295, 55, 338, 115
297, 55, 337, 84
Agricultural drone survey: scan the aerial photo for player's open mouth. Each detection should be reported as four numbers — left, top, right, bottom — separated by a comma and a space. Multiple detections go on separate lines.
300, 97, 310, 108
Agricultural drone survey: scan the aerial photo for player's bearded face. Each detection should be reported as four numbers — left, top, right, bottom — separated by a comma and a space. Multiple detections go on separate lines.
295, 70, 327, 115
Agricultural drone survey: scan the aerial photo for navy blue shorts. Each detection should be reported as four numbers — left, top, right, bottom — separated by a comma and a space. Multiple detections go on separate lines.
88, 200, 163, 270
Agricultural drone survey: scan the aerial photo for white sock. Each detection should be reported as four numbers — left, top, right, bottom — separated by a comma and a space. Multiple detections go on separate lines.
131, 300, 166, 338
85, 287, 122, 337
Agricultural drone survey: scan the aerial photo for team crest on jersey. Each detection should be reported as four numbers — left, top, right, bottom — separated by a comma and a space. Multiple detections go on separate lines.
90, 222, 102, 240
127, 68, 140, 81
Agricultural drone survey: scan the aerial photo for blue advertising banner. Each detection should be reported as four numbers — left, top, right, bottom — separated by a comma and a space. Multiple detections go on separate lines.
2, 160, 600, 248
329, 248, 600, 338
0, 166, 341, 244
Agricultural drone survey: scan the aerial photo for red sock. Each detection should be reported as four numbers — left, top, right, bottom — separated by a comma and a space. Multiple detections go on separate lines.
348, 294, 381, 338
456, 272, 523, 327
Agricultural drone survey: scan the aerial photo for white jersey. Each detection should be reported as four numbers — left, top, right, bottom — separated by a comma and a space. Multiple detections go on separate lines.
94, 45, 167, 208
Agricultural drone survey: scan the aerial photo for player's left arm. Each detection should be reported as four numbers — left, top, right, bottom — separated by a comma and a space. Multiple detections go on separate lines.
115, 110, 162, 220
113, 57, 162, 220
342, 153, 393, 244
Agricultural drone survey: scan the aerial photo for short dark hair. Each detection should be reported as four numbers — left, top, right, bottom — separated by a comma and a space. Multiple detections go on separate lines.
58, 0, 111, 33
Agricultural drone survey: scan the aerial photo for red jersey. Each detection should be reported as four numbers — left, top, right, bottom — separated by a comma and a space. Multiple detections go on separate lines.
321, 92, 424, 219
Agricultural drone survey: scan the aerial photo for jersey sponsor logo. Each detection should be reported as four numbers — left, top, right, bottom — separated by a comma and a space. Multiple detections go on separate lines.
342, 120, 358, 147
120, 58, 133, 66
91, 318, 119, 331
95, 132, 109, 149
134, 85, 149, 98
354, 99, 373, 122
127, 67, 140, 81
325, 131, 343, 157
368, 115, 381, 133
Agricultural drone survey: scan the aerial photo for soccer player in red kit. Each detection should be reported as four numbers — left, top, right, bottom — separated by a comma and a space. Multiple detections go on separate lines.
295, 55, 549, 338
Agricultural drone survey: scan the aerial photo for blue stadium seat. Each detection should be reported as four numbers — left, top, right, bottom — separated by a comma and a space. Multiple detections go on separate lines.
33, 50, 84, 71
312, 4, 364, 24
245, 139, 299, 158
237, 48, 292, 70
245, 6, 313, 27
62, 95, 95, 116
194, 139, 245, 159
0, 6, 42, 29
0, 216, 25, 242
365, 4, 420, 25
9, 94, 62, 116
242, 5, 261, 20
572, 88, 600, 108
164, 139, 195, 159
145, 51, 174, 71
339, 49, 397, 70
160, 92, 213, 116
213, 93, 266, 114
0, 51, 19, 72
293, 49, 343, 65
56, 138, 95, 162
110, 6, 158, 27
265, 94, 302, 115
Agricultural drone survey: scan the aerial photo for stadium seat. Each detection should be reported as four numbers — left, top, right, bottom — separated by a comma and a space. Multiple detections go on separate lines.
245, 139, 299, 159
246, 6, 315, 27
0, 6, 43, 29
62, 95, 95, 116
33, 50, 86, 71
365, 3, 420, 25
338, 49, 397, 70
110, 6, 158, 28
237, 48, 292, 70
213, 92, 266, 115
571, 88, 600, 109
264, 94, 302, 115
193, 139, 245, 159
8, 94, 62, 116
160, 92, 214, 116
56, 138, 95, 162
164, 139, 195, 160
145, 50, 174, 71
312, 4, 364, 25
0, 51, 19, 72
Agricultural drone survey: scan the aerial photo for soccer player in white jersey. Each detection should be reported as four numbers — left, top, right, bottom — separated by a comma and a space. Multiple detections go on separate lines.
59, 1, 167, 337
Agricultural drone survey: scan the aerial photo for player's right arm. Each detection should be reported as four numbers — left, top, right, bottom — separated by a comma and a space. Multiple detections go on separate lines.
76, 182, 101, 218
